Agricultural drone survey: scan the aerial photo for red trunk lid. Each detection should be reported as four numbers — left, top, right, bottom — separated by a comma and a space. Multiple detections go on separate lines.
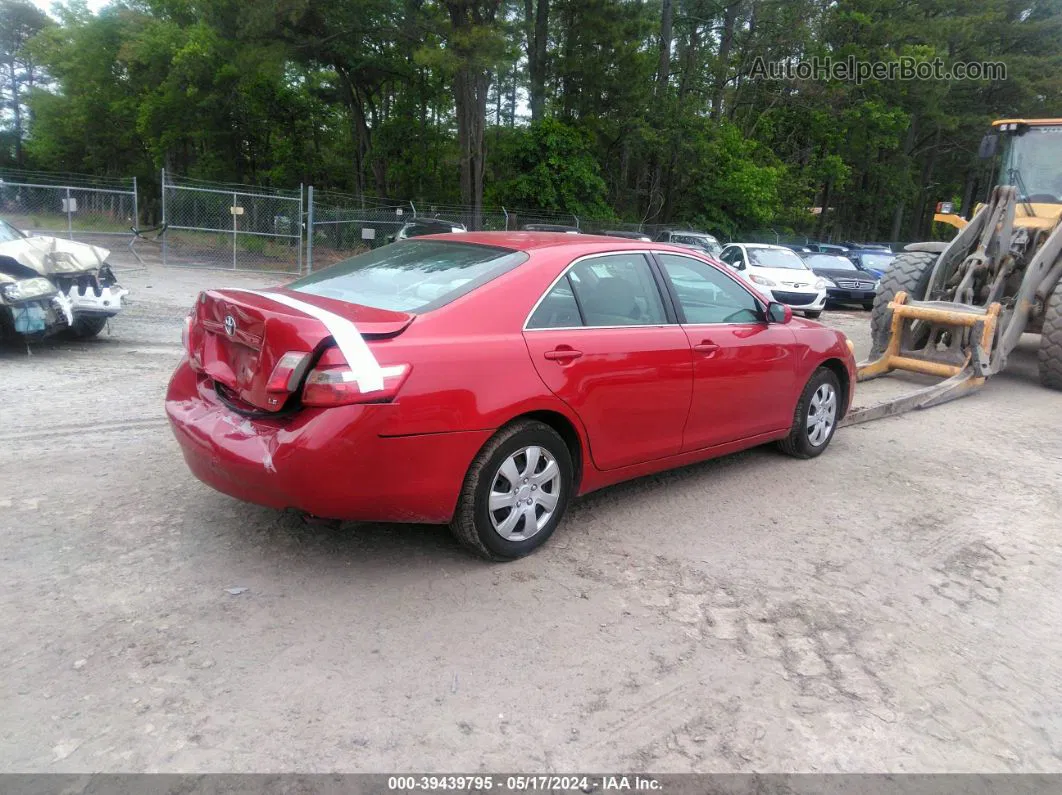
188, 288, 414, 411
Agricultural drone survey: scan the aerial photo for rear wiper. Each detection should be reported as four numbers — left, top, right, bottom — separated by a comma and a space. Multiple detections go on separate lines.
1008, 168, 1037, 218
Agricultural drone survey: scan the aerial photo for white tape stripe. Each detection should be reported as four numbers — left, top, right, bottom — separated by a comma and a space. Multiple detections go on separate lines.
222, 288, 385, 393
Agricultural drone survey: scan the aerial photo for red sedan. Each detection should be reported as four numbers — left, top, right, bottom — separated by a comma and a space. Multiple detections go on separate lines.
166, 233, 856, 560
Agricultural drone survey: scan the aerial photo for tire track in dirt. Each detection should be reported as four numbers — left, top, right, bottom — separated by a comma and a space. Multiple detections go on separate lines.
0, 417, 169, 444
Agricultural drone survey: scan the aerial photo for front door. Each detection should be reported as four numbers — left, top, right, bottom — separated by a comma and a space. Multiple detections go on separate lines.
654, 252, 797, 450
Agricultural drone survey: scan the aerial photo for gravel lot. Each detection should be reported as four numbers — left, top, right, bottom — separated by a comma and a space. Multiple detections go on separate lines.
2, 254, 1061, 773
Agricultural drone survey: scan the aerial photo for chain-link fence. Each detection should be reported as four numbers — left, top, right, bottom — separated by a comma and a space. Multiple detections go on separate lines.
0, 168, 138, 248
307, 190, 414, 271
306, 194, 590, 272
2, 167, 788, 275
161, 170, 303, 273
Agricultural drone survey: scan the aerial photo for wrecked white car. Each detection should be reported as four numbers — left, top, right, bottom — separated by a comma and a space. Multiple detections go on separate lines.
0, 218, 128, 341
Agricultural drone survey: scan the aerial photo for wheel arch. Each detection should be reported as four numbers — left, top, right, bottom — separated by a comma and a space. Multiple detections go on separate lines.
819, 357, 851, 419
514, 409, 586, 492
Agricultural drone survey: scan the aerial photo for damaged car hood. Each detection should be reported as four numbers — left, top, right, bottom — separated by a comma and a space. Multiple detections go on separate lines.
0, 235, 110, 276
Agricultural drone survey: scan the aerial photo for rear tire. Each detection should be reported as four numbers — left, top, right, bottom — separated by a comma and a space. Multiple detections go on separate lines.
804, 310, 822, 319
66, 315, 108, 339
1039, 281, 1062, 390
778, 367, 841, 459
450, 420, 574, 561
870, 251, 937, 357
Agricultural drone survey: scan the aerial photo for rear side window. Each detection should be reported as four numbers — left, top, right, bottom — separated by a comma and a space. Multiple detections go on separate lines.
290, 240, 527, 312
528, 276, 582, 329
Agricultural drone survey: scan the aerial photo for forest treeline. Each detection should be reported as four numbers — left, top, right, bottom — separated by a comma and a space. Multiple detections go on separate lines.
2, 0, 1061, 239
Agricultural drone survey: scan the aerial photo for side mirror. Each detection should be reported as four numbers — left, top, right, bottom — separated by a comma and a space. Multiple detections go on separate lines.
766, 302, 792, 324
978, 133, 998, 159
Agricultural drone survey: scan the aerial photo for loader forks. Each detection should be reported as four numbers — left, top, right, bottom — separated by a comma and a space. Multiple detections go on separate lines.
841, 292, 1001, 427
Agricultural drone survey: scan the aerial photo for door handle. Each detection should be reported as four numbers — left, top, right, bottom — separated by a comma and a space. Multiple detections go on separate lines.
693, 340, 719, 353
543, 347, 583, 362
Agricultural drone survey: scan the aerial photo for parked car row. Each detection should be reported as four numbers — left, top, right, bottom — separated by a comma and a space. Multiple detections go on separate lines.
717, 241, 892, 314
388, 221, 726, 257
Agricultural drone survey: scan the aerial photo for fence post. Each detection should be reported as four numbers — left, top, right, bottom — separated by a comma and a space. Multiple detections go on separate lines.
502, 206, 509, 231
409, 200, 416, 220
65, 186, 73, 239
306, 185, 314, 275
160, 168, 167, 266
573, 213, 580, 231
297, 183, 305, 275
232, 191, 238, 271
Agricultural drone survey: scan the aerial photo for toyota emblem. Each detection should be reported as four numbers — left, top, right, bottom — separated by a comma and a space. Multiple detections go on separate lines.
223, 315, 236, 336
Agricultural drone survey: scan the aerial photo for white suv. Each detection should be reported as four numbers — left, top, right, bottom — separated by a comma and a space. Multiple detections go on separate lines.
718, 243, 829, 318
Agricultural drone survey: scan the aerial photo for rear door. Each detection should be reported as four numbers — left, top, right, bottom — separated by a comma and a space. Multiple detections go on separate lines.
522, 252, 693, 471
654, 252, 797, 450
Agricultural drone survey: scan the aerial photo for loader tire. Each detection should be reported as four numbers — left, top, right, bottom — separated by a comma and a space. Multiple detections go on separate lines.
869, 251, 938, 357
1038, 281, 1062, 391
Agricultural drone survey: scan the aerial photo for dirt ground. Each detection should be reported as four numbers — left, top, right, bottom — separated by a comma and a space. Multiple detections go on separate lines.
2, 252, 1061, 774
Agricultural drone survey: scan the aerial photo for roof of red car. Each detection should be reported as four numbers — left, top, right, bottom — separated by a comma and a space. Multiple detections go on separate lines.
439, 230, 689, 254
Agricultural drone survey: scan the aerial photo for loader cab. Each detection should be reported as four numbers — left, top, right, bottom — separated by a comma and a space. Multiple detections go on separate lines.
989, 119, 1062, 204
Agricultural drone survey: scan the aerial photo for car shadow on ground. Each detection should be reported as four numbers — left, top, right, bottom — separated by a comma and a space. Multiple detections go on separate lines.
184, 443, 780, 573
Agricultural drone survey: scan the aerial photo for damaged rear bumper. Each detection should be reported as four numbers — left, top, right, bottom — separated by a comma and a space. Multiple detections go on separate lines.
165, 360, 490, 524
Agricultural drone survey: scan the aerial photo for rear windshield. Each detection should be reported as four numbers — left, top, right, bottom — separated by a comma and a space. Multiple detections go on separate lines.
290, 240, 528, 312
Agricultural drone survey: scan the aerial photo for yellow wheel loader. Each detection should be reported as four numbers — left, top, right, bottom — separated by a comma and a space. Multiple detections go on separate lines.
844, 117, 1062, 425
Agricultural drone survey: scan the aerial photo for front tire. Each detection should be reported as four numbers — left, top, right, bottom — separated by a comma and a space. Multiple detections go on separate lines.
450, 420, 574, 561
1039, 281, 1062, 390
804, 310, 822, 319
66, 315, 108, 338
778, 367, 841, 459
870, 251, 937, 357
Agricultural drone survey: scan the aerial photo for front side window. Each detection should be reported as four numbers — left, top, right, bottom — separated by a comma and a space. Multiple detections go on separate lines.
0, 219, 26, 242
719, 246, 740, 265
747, 248, 809, 270
659, 254, 762, 325
858, 253, 894, 271
567, 253, 667, 327
290, 239, 527, 313
1000, 125, 1062, 201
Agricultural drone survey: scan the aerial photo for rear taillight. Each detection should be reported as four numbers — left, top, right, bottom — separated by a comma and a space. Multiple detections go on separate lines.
266, 351, 312, 392
301, 364, 410, 407
182, 313, 202, 370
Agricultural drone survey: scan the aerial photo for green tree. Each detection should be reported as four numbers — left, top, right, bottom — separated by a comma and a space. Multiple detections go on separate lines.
487, 118, 611, 216
0, 0, 51, 165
